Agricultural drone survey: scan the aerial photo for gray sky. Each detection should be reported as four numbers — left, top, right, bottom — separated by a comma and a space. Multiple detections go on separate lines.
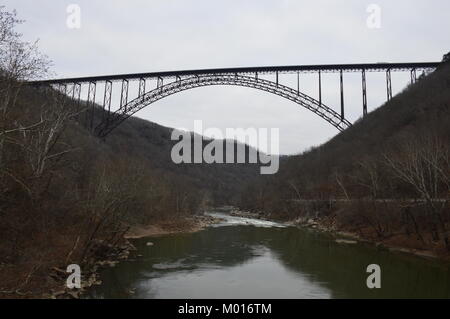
4, 0, 449, 154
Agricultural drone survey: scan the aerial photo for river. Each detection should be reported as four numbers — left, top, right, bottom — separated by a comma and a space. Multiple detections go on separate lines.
89, 212, 450, 299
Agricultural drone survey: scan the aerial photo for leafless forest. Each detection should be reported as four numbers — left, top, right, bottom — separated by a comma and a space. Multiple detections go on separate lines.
239, 56, 450, 255
0, 8, 258, 297
1, 6, 449, 298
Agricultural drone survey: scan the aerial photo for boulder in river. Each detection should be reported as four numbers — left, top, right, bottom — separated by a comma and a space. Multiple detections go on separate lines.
335, 239, 358, 244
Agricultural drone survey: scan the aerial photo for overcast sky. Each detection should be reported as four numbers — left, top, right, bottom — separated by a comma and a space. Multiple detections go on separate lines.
4, 0, 449, 154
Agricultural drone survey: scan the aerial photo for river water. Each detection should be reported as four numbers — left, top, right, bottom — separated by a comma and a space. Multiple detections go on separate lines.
89, 212, 450, 299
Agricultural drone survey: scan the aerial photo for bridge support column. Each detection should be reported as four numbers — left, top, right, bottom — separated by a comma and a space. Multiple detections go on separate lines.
58, 83, 67, 96
157, 77, 164, 90
73, 82, 81, 110
340, 70, 344, 120
120, 79, 129, 111
297, 72, 299, 95
138, 78, 146, 98
386, 69, 392, 101
410, 68, 417, 84
103, 80, 112, 123
362, 69, 367, 116
318, 71, 322, 106
176, 76, 182, 88
276, 71, 279, 87
56, 84, 67, 109
87, 81, 97, 130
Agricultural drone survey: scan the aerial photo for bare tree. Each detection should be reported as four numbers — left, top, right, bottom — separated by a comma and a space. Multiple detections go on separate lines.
23, 98, 77, 177
384, 134, 450, 248
355, 158, 381, 199
0, 7, 52, 199
0, 6, 50, 114
334, 171, 350, 201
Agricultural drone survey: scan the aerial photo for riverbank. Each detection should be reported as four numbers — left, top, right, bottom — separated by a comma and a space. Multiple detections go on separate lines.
5, 214, 223, 299
290, 215, 444, 260
41, 240, 137, 299
87, 209, 450, 299
73, 214, 222, 299
125, 214, 223, 239
226, 207, 449, 261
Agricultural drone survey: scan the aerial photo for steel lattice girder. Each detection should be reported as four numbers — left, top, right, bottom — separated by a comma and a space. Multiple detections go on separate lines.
31, 62, 440, 85
95, 74, 352, 137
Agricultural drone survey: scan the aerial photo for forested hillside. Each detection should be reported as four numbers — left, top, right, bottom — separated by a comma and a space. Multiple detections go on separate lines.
1, 5, 449, 298
0, 8, 264, 296
93, 109, 262, 205
0, 74, 266, 296
239, 59, 450, 255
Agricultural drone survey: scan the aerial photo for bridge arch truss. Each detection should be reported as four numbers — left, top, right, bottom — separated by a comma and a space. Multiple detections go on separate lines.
95, 74, 351, 137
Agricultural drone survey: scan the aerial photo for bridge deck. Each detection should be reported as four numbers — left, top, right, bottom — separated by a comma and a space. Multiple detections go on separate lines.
31, 62, 440, 84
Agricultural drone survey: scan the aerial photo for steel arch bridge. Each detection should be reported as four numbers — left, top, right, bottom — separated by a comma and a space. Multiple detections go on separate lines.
97, 74, 351, 137
29, 62, 440, 137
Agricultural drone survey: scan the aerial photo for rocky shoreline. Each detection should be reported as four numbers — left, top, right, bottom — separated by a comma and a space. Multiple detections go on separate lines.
295, 219, 440, 260
221, 207, 444, 261
44, 213, 223, 299
125, 214, 223, 239
287, 216, 443, 260
44, 240, 136, 299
